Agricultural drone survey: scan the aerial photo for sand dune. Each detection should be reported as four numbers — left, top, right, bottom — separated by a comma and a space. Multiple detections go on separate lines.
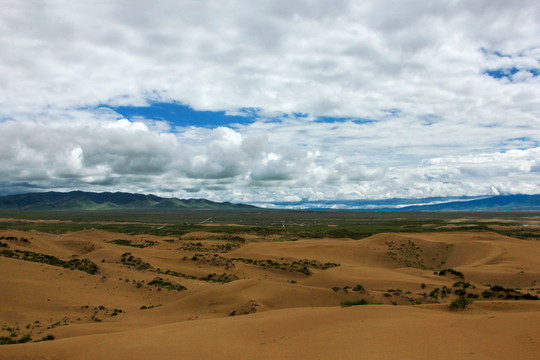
1, 227, 540, 359
2, 304, 540, 360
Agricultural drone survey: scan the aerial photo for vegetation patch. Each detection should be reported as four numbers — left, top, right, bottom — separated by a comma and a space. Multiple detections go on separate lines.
38, 334, 55, 342
481, 285, 539, 300
108, 239, 156, 248
341, 299, 370, 307
230, 256, 340, 275
449, 296, 472, 311
147, 277, 187, 291
0, 235, 30, 243
120, 252, 151, 270
437, 268, 465, 279
0, 334, 32, 345
385, 239, 450, 270
177, 241, 241, 253
0, 249, 98, 274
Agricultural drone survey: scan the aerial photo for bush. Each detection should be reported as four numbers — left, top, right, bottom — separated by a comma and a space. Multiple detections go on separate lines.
449, 296, 472, 311
341, 299, 369, 307
521, 293, 539, 300
353, 284, 364, 292
40, 334, 55, 342
439, 268, 464, 279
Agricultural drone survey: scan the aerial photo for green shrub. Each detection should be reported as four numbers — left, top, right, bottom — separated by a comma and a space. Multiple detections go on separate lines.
449, 296, 472, 311
521, 293, 539, 300
341, 299, 369, 307
40, 334, 55, 342
148, 277, 186, 291
439, 268, 464, 279
454, 289, 467, 296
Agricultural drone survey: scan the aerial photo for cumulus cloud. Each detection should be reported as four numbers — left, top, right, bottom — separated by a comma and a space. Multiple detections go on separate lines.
0, 1, 539, 202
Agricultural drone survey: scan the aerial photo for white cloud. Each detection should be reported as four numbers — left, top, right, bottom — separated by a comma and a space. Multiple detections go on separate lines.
0, 1, 539, 201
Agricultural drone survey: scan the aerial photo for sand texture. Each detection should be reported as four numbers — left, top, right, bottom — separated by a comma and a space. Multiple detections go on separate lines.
1, 228, 540, 359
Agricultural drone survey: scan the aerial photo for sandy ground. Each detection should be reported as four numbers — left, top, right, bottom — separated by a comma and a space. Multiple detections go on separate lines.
1, 228, 540, 359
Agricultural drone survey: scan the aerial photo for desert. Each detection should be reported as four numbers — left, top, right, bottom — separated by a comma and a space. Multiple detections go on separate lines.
1, 212, 540, 359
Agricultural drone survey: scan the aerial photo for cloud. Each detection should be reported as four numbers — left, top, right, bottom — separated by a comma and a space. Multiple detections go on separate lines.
0, 1, 539, 201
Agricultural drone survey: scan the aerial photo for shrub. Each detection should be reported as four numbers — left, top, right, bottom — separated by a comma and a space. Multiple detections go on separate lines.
353, 284, 364, 292
449, 296, 472, 311
439, 268, 464, 279
40, 334, 55, 342
521, 293, 539, 300
148, 277, 186, 291
341, 299, 369, 307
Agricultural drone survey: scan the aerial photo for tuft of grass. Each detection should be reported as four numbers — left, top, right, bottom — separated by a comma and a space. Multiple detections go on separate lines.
449, 296, 472, 311
341, 299, 369, 307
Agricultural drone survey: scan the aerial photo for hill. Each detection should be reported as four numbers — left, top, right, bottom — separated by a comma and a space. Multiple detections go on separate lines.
399, 194, 540, 211
264, 194, 540, 211
0, 191, 258, 211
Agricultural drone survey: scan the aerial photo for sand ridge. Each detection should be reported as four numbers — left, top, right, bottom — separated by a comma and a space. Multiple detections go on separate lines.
1, 228, 540, 359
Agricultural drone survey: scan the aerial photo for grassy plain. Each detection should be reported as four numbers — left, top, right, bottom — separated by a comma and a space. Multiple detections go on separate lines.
1, 210, 539, 359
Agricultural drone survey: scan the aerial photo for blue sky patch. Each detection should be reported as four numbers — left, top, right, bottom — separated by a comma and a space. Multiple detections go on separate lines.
104, 102, 257, 128
483, 67, 540, 81
484, 67, 519, 80
315, 116, 376, 124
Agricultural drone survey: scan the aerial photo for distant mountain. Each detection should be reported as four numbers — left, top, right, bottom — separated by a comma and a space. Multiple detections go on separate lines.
0, 191, 258, 211
256, 194, 540, 211
398, 194, 540, 212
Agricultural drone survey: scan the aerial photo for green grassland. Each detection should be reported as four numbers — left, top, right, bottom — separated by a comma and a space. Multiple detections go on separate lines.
0, 210, 538, 240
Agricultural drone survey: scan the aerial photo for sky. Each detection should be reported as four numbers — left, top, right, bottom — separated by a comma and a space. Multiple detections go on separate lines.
0, 0, 539, 205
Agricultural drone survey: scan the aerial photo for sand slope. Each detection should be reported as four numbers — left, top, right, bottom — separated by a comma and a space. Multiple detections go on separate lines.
2, 304, 540, 360
1, 228, 540, 359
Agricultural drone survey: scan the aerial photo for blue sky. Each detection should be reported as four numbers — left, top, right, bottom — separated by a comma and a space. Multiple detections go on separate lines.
0, 0, 539, 204
106, 102, 257, 128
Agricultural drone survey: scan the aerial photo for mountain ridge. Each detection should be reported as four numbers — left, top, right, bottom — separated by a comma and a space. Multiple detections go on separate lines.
257, 194, 540, 211
0, 191, 258, 211
0, 192, 538, 211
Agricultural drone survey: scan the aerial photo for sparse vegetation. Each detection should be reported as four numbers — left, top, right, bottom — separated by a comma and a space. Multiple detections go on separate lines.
108, 239, 157, 248
1, 209, 539, 356
0, 249, 98, 274
449, 296, 472, 311
481, 285, 539, 300
341, 299, 370, 307
438, 268, 464, 279
39, 334, 55, 342
120, 252, 151, 270
0, 333, 32, 345
147, 277, 187, 291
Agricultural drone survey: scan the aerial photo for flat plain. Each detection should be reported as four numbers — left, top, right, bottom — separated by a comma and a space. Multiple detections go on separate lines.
1, 211, 540, 359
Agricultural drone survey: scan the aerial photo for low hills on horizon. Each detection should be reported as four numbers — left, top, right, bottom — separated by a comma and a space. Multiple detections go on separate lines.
0, 191, 257, 211
0, 191, 538, 211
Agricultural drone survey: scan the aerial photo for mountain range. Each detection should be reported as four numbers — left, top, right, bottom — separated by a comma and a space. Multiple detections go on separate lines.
258, 194, 540, 211
0, 192, 538, 211
0, 191, 257, 211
